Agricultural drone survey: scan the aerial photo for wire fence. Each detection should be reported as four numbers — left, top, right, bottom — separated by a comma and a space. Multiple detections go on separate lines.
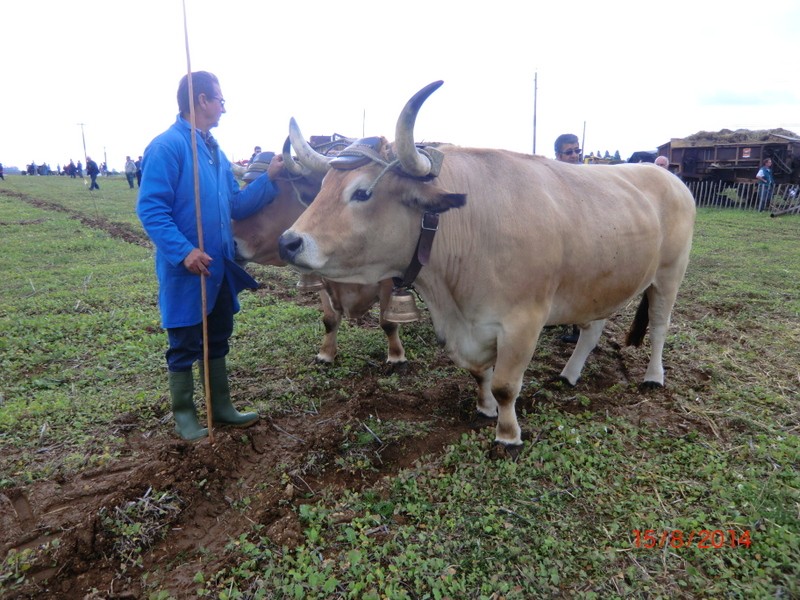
684, 180, 800, 215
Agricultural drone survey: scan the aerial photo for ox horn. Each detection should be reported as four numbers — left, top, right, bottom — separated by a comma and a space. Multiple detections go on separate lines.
289, 117, 331, 175
282, 136, 307, 177
395, 80, 444, 177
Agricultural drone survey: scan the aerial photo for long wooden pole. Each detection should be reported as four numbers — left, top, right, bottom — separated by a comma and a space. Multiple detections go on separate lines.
532, 71, 537, 155
182, 0, 214, 444
771, 204, 800, 217
78, 122, 99, 217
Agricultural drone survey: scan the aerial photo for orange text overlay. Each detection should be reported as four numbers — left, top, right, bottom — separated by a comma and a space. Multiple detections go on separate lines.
632, 529, 751, 549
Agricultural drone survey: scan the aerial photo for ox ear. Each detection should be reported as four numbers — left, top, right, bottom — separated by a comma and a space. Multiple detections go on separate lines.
407, 185, 466, 214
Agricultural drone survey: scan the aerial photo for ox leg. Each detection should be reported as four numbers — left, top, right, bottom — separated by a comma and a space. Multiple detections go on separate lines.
469, 366, 498, 418
559, 319, 606, 386
643, 285, 678, 387
492, 327, 543, 447
316, 290, 341, 364
378, 282, 407, 365
380, 321, 407, 364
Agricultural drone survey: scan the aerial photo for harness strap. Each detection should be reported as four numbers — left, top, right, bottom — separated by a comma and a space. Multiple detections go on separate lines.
338, 145, 389, 167
393, 211, 440, 289
287, 177, 312, 208
366, 159, 401, 197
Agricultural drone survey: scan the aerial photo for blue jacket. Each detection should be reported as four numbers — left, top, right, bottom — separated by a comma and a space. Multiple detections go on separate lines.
137, 116, 276, 328
757, 166, 774, 187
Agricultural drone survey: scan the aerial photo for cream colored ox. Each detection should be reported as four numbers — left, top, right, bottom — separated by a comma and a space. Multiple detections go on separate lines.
278, 81, 696, 450
232, 141, 406, 365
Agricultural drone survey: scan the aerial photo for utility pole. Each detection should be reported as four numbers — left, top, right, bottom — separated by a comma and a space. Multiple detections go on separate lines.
581, 121, 586, 163
532, 72, 538, 155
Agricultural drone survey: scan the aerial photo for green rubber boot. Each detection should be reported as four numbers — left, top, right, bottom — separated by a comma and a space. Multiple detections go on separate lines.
169, 370, 209, 441
201, 357, 259, 427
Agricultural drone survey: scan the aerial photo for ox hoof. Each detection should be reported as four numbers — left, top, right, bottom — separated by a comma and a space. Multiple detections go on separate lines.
489, 441, 524, 461
386, 360, 409, 374
468, 411, 498, 430
549, 375, 577, 388
314, 355, 335, 365
640, 380, 664, 390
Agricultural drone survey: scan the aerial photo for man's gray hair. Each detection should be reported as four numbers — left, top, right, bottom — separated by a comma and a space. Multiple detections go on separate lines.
177, 71, 219, 115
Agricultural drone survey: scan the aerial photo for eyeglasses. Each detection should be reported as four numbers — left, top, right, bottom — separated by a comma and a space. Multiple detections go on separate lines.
211, 96, 226, 107
560, 148, 581, 156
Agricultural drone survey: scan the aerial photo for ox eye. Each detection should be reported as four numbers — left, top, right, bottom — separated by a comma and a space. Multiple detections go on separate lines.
352, 188, 372, 202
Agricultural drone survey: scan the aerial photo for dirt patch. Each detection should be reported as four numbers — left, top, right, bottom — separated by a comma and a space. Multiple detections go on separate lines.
0, 355, 474, 599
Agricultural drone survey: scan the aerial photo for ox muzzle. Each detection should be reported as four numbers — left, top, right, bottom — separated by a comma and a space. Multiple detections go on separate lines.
278, 231, 305, 267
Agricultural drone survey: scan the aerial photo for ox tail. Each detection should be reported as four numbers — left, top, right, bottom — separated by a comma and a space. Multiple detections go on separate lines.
626, 291, 650, 347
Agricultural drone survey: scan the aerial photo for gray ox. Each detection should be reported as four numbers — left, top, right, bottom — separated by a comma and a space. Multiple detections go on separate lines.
232, 142, 406, 365
278, 81, 696, 449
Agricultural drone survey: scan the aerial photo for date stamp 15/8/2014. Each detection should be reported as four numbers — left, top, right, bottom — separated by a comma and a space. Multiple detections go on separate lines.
632, 529, 752, 549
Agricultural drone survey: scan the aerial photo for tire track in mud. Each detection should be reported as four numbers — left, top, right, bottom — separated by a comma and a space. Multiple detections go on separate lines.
2, 189, 151, 248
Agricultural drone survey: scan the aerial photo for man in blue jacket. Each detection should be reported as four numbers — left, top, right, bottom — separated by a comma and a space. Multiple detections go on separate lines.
137, 71, 282, 441
756, 157, 774, 213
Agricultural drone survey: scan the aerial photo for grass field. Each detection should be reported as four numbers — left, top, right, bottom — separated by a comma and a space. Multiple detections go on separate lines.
0, 175, 798, 599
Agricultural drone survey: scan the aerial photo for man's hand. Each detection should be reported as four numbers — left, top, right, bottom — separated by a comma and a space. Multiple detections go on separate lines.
243, 151, 274, 183
183, 248, 212, 276
267, 154, 284, 180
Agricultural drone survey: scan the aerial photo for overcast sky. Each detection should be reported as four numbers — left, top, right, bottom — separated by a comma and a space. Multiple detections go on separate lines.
2, 0, 798, 171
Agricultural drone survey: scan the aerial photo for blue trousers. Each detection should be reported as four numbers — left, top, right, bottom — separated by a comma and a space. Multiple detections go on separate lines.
166, 284, 233, 372
757, 185, 772, 212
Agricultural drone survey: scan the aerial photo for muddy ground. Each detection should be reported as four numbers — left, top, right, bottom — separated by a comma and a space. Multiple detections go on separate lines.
0, 197, 711, 599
